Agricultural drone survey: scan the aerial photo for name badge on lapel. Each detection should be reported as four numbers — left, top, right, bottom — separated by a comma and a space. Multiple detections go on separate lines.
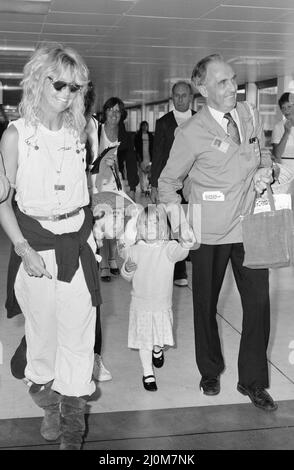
211, 137, 229, 153
203, 191, 225, 201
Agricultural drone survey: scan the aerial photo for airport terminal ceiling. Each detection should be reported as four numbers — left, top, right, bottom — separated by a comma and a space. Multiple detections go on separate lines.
1, 0, 294, 109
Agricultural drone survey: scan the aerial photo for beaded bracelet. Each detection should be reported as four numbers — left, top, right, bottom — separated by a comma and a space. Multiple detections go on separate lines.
14, 239, 33, 258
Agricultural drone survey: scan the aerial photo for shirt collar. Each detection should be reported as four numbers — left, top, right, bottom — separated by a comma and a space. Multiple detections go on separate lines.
173, 108, 192, 120
207, 106, 224, 126
207, 105, 242, 141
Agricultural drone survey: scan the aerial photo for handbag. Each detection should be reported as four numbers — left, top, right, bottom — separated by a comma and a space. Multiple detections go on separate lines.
242, 184, 294, 269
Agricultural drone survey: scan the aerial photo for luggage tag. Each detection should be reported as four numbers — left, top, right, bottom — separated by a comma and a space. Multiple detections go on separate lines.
211, 137, 229, 153
254, 193, 292, 214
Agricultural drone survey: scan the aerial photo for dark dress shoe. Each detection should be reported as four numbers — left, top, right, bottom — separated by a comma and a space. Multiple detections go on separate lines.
200, 376, 220, 396
142, 375, 157, 392
101, 268, 111, 282
152, 349, 164, 368
110, 268, 120, 275
237, 383, 278, 411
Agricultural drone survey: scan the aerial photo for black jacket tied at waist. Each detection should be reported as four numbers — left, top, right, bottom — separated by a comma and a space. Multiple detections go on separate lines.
6, 206, 102, 318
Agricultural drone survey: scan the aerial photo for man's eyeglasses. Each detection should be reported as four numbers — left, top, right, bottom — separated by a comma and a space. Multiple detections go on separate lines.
48, 76, 82, 94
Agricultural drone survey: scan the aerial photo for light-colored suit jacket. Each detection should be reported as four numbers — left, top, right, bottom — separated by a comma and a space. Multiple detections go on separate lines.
158, 102, 272, 245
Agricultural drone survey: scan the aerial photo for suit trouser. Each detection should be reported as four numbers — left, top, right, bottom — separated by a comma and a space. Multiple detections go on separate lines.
173, 259, 187, 280
173, 189, 187, 281
94, 306, 102, 355
190, 243, 270, 388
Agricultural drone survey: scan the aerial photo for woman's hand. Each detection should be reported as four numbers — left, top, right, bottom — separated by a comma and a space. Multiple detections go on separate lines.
253, 167, 273, 194
22, 249, 52, 279
93, 219, 105, 248
125, 257, 137, 273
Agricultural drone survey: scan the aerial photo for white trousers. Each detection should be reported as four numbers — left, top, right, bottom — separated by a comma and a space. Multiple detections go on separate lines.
15, 211, 96, 397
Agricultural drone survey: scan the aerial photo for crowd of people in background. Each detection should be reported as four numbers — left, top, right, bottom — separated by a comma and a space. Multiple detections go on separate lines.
1, 40, 294, 450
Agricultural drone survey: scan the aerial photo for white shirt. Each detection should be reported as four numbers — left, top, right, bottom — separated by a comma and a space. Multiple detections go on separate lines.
12, 118, 89, 216
208, 106, 243, 142
272, 119, 294, 159
173, 109, 192, 127
93, 124, 121, 193
121, 240, 189, 311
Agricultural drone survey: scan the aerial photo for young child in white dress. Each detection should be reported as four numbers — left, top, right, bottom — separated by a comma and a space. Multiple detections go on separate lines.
120, 204, 195, 391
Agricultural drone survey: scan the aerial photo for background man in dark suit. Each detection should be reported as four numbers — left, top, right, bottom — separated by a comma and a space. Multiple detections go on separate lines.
150, 81, 195, 287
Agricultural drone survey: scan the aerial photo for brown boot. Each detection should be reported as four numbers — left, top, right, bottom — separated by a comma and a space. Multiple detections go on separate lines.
60, 395, 87, 450
29, 381, 61, 441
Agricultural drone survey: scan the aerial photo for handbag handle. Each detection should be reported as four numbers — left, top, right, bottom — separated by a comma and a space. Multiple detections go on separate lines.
250, 183, 276, 214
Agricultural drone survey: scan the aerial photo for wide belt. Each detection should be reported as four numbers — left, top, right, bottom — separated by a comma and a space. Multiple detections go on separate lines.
29, 208, 81, 221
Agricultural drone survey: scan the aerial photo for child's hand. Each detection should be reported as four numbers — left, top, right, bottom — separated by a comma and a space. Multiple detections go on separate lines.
125, 257, 137, 273
93, 220, 105, 248
180, 226, 196, 249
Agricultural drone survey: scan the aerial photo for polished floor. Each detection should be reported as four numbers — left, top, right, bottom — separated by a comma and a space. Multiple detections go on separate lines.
0, 199, 294, 450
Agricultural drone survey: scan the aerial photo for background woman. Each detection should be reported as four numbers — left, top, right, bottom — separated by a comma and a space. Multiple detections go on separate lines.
91, 96, 138, 282
272, 92, 294, 171
134, 120, 153, 195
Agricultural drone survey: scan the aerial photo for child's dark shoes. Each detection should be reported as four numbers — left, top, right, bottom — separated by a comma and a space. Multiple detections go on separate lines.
152, 349, 164, 368
142, 375, 157, 392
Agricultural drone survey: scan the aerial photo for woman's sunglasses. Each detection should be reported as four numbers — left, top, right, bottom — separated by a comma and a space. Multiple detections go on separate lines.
48, 76, 82, 93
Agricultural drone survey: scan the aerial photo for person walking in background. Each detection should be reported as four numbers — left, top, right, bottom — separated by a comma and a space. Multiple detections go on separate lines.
90, 97, 139, 282
134, 120, 153, 196
83, 81, 99, 172
120, 205, 195, 391
272, 92, 294, 172
0, 43, 101, 449
158, 53, 278, 412
150, 81, 195, 287
83, 82, 112, 383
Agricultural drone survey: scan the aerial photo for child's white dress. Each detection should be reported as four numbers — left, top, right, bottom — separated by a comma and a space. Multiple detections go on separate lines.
121, 240, 189, 350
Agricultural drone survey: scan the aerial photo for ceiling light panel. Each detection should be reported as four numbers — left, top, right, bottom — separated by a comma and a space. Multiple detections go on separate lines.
46, 12, 120, 27
126, 0, 221, 19
0, 22, 43, 33
51, 0, 135, 14
203, 5, 291, 22
223, 0, 294, 8
0, 72, 24, 78
0, 1, 51, 14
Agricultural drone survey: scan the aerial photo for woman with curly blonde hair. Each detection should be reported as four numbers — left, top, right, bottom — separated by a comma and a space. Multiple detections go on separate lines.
0, 43, 101, 450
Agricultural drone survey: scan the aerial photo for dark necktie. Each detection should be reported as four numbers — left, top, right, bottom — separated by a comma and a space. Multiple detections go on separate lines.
224, 112, 241, 145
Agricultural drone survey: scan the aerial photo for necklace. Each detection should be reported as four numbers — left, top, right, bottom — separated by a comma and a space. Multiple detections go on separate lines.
39, 126, 66, 192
